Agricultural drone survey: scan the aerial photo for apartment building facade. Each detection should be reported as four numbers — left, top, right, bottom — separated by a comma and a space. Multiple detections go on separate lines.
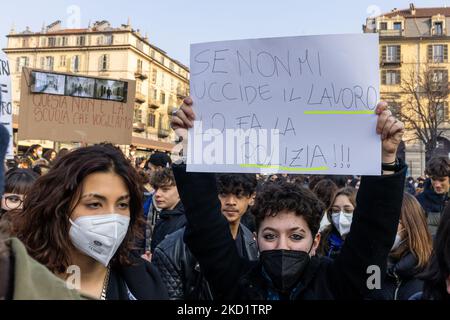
364, 4, 450, 177
3, 20, 189, 155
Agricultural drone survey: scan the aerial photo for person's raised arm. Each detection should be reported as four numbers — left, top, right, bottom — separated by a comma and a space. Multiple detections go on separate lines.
170, 98, 251, 299
327, 102, 407, 299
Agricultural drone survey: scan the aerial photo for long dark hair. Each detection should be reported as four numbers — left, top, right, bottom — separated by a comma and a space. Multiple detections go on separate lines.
421, 204, 450, 300
16, 144, 144, 274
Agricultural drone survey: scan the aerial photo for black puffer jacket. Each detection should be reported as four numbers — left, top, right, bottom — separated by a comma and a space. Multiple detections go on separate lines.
150, 201, 186, 252
152, 225, 258, 300
366, 253, 425, 300
173, 162, 406, 300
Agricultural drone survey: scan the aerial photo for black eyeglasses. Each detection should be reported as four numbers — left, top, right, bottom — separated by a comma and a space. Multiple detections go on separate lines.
3, 195, 24, 210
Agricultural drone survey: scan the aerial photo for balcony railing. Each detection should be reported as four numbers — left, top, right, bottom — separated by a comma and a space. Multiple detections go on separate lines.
133, 122, 145, 133
135, 92, 146, 104
379, 29, 403, 37
148, 98, 160, 109
135, 68, 148, 80
381, 55, 403, 65
158, 127, 170, 139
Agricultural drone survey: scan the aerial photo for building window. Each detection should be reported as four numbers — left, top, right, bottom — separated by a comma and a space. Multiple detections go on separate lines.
169, 62, 174, 71
437, 103, 449, 121
382, 70, 401, 85
137, 59, 144, 73
22, 38, 30, 48
60, 55, 66, 67
151, 50, 155, 59
160, 92, 166, 105
16, 56, 29, 72
161, 73, 165, 87
99, 54, 109, 71
393, 22, 402, 30
152, 88, 158, 100
379, 22, 387, 30
40, 38, 46, 47
434, 22, 443, 36
76, 36, 86, 46
134, 106, 142, 123
160, 56, 165, 65
62, 36, 68, 46
41, 56, 54, 71
137, 40, 144, 51
72, 55, 81, 72
105, 34, 113, 45
148, 111, 156, 127
386, 45, 400, 62
152, 68, 157, 84
48, 37, 57, 47
431, 45, 447, 63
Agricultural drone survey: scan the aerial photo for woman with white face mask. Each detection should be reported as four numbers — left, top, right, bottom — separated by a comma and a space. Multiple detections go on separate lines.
15, 144, 168, 300
318, 187, 357, 259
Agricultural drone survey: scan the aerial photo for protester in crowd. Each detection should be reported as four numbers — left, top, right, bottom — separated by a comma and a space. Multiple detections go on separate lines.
149, 168, 185, 253
319, 187, 357, 259
416, 156, 450, 236
349, 178, 361, 190
328, 175, 348, 189
420, 203, 450, 300
152, 173, 258, 300
406, 177, 416, 195
170, 98, 406, 300
1, 169, 38, 220
368, 193, 433, 300
312, 179, 338, 233
416, 176, 425, 194
15, 144, 168, 300
24, 144, 43, 166
17, 157, 32, 169
43, 149, 57, 166
0, 125, 84, 300
54, 148, 70, 163
145, 152, 172, 174
308, 175, 325, 191
128, 145, 137, 168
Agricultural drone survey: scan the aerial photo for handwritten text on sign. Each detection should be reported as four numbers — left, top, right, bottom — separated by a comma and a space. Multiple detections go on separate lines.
187, 34, 381, 175
0, 52, 13, 159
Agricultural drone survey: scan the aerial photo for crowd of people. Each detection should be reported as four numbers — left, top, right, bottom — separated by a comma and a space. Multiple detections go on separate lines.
0, 98, 449, 301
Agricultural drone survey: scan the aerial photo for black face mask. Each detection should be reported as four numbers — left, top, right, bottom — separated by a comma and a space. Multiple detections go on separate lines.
260, 249, 311, 294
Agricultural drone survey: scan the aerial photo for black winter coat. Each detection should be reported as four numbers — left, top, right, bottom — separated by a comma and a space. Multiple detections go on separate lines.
152, 225, 258, 300
106, 254, 168, 300
172, 162, 406, 300
150, 201, 186, 252
366, 253, 425, 300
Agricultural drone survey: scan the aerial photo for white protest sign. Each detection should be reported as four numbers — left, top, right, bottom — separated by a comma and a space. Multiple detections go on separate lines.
0, 51, 13, 159
187, 34, 381, 175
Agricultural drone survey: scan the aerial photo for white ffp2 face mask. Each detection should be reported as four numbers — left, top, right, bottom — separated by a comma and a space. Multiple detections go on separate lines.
69, 214, 130, 267
331, 212, 353, 237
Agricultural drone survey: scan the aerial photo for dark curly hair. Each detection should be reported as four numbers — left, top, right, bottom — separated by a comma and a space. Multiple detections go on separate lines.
425, 156, 450, 178
150, 167, 176, 189
421, 203, 450, 300
251, 181, 324, 235
216, 173, 257, 197
15, 144, 144, 274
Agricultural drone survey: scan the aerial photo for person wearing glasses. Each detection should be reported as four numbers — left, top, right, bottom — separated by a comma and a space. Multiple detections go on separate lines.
318, 187, 357, 259
1, 169, 38, 218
